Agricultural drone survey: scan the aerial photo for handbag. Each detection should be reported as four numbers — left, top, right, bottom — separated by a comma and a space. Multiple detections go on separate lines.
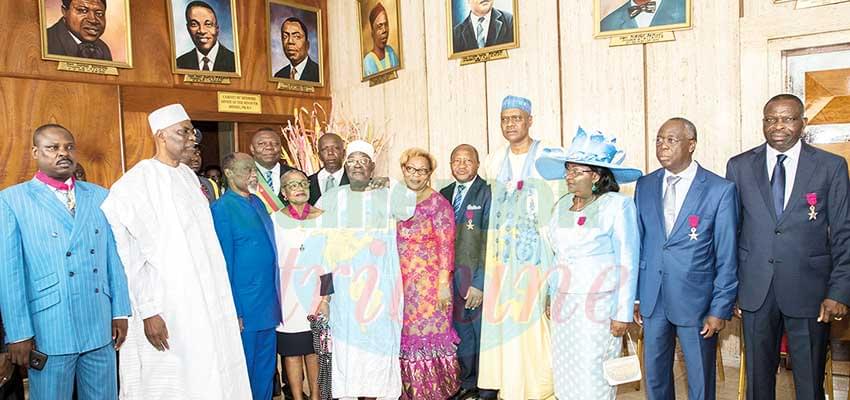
602, 331, 642, 386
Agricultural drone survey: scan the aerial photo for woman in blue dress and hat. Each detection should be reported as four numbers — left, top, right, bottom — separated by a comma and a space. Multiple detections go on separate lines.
535, 127, 642, 400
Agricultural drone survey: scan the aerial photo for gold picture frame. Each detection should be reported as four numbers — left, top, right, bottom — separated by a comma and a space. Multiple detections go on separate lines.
358, 0, 404, 82
594, 0, 692, 38
167, 0, 242, 78
267, 0, 325, 88
446, 0, 520, 60
38, 0, 134, 69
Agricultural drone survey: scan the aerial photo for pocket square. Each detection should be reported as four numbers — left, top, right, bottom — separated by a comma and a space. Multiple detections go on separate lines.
466, 204, 482, 210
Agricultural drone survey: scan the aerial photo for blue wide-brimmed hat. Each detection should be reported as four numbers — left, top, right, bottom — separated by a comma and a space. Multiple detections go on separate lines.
535, 127, 643, 183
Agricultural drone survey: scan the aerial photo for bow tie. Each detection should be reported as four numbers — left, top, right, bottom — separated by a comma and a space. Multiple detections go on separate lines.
628, 1, 657, 18
77, 42, 104, 59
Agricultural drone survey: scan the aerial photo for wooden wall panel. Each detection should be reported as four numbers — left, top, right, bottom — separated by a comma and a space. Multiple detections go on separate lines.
0, 77, 122, 189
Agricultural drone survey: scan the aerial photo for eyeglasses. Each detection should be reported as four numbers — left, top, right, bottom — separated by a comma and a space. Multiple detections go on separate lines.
175, 128, 203, 143
565, 168, 594, 176
655, 136, 690, 146
282, 180, 310, 190
403, 165, 431, 176
345, 158, 371, 167
763, 116, 801, 125
451, 159, 476, 167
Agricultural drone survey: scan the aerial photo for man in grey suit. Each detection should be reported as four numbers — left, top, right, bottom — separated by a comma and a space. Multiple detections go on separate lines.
46, 0, 112, 61
439, 144, 494, 400
176, 1, 237, 72
452, 0, 514, 53
726, 94, 850, 400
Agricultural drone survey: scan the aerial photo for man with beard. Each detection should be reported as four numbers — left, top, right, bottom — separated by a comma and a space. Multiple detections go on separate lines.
0, 124, 131, 398
274, 17, 320, 82
47, 0, 113, 60
452, 0, 514, 53
176, 1, 237, 72
308, 133, 349, 205
362, 2, 399, 77
101, 104, 251, 399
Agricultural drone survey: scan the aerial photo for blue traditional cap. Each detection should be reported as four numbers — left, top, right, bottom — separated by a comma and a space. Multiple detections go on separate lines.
501, 95, 532, 114
535, 126, 643, 183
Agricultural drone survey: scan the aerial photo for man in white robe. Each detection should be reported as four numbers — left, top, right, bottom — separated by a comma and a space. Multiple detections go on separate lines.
101, 104, 251, 399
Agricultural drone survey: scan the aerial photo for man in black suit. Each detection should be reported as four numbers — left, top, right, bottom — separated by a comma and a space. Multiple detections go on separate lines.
452, 0, 514, 53
46, 0, 112, 61
0, 314, 24, 400
274, 17, 320, 82
176, 1, 236, 72
250, 128, 294, 210
439, 144, 494, 400
726, 94, 850, 400
308, 133, 348, 205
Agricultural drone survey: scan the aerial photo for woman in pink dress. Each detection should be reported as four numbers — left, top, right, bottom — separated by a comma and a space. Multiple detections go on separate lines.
396, 148, 460, 399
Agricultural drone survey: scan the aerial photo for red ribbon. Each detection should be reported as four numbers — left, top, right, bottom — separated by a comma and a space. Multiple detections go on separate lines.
688, 215, 699, 229
465, 210, 474, 220
806, 192, 817, 207
287, 203, 311, 220
517, 180, 524, 191
35, 171, 74, 191
577, 216, 586, 226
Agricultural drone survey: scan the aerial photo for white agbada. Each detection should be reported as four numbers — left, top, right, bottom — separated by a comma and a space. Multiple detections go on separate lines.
101, 159, 251, 400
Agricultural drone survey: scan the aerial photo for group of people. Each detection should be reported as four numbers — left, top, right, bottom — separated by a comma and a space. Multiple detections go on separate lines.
0, 92, 848, 400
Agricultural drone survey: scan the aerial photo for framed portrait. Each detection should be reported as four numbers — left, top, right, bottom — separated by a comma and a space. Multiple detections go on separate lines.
38, 0, 134, 68
358, 0, 403, 81
267, 0, 324, 87
167, 0, 241, 77
594, 0, 692, 38
446, 0, 519, 60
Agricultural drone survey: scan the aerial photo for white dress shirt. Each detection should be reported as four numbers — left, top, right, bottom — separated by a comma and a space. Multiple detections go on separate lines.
256, 161, 281, 195
765, 139, 802, 210
468, 9, 493, 45
288, 56, 309, 80
632, 0, 663, 28
452, 176, 478, 207
195, 41, 220, 71
662, 160, 698, 219
317, 168, 344, 195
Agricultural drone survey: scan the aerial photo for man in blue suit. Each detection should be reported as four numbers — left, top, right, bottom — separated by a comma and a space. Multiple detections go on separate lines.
634, 118, 738, 400
726, 94, 850, 400
0, 124, 131, 399
439, 144, 492, 400
211, 152, 280, 400
600, 0, 687, 33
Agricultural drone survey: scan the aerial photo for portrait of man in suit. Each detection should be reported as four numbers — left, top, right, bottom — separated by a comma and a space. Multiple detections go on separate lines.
449, 0, 518, 58
40, 0, 134, 67
596, 0, 690, 36
269, 1, 323, 85
170, 0, 240, 75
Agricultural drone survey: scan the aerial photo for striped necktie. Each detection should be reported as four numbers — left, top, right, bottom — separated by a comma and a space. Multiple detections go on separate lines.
453, 184, 466, 218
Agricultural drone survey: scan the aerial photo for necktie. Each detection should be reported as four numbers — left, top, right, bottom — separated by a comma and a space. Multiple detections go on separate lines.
290, 66, 298, 80
60, 189, 75, 216
264, 170, 273, 188
77, 42, 103, 59
324, 175, 336, 193
202, 56, 211, 71
771, 154, 787, 218
475, 17, 486, 48
663, 176, 681, 237
628, 0, 657, 18
453, 184, 466, 218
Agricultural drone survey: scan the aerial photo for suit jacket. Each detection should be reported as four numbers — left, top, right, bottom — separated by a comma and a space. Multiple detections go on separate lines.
308, 170, 349, 205
726, 143, 850, 317
46, 19, 112, 61
176, 44, 237, 72
599, 0, 686, 32
0, 179, 131, 355
211, 191, 280, 332
0, 313, 6, 353
274, 57, 320, 82
440, 176, 491, 294
452, 8, 514, 54
635, 165, 738, 326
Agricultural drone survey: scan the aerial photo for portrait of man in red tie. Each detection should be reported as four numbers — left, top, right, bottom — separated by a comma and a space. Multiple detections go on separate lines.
268, 0, 324, 86
595, 0, 691, 37
39, 0, 134, 68
169, 0, 241, 76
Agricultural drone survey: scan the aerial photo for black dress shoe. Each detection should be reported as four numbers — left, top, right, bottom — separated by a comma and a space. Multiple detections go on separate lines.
452, 387, 479, 400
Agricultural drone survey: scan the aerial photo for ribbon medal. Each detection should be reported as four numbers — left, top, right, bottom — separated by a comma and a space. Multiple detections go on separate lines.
688, 215, 699, 241
577, 216, 587, 226
466, 210, 475, 230
807, 192, 818, 221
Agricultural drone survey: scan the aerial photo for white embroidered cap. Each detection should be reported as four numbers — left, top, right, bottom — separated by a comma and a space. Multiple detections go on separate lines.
345, 140, 375, 160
